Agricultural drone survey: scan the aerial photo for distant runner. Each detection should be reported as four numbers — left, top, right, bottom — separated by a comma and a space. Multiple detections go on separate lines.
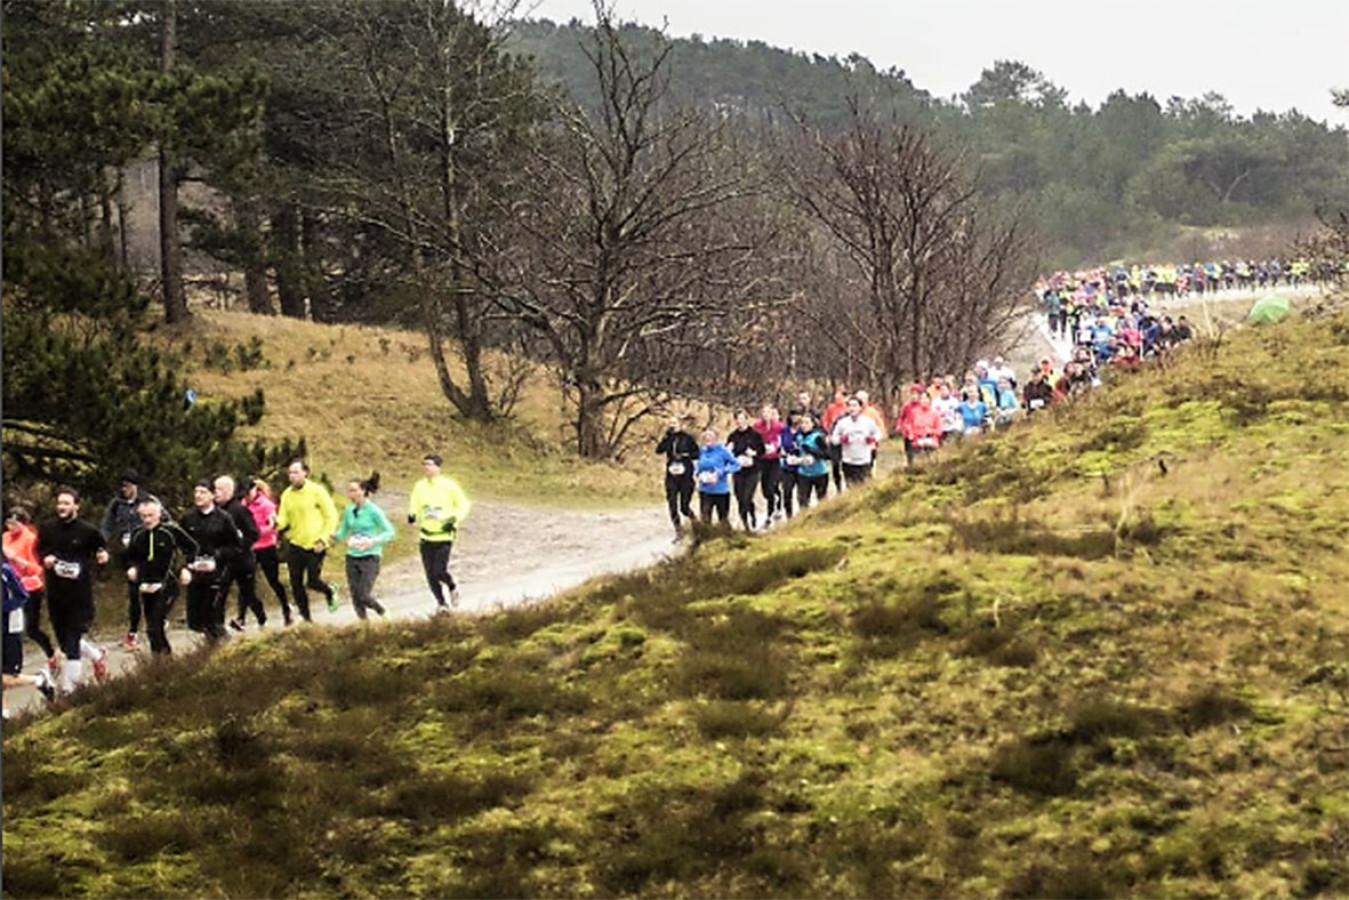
334, 472, 395, 620
4, 507, 56, 673
408, 453, 471, 613
276, 459, 340, 622
124, 498, 197, 655
35, 487, 110, 692
656, 416, 699, 540
179, 480, 243, 644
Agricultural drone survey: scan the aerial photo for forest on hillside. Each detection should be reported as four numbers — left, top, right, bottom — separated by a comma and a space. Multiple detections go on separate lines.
4, 0, 1347, 501
513, 18, 1349, 267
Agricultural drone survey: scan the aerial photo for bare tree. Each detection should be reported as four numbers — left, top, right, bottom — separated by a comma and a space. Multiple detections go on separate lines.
159, 0, 188, 323
784, 99, 1036, 404
501, 7, 775, 458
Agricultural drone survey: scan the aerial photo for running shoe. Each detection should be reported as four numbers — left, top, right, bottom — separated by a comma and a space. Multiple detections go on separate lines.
92, 649, 109, 683
327, 595, 339, 614
34, 668, 56, 702
228, 618, 245, 633
121, 633, 138, 652
449, 588, 461, 608
47, 655, 60, 676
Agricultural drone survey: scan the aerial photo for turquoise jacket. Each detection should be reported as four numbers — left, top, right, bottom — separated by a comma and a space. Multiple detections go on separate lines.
333, 499, 396, 559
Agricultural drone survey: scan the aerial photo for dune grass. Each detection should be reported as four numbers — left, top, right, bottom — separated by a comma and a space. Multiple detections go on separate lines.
4, 304, 1349, 898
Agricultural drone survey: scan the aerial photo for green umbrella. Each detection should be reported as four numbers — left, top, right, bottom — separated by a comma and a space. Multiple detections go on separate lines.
1248, 294, 1290, 324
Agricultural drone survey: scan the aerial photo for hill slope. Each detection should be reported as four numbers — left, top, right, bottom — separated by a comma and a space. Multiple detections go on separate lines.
4, 307, 1349, 898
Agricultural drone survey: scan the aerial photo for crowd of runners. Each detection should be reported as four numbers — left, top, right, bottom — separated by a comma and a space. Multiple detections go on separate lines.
1037, 256, 1333, 309
2, 454, 471, 716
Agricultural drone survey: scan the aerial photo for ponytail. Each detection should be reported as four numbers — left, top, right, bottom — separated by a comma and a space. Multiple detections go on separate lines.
359, 471, 380, 496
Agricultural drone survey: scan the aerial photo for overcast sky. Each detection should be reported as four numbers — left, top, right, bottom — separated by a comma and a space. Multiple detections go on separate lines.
526, 0, 1348, 126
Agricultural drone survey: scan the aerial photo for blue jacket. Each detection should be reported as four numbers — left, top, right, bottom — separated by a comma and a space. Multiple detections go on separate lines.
779, 428, 800, 472
695, 444, 741, 495
959, 401, 988, 429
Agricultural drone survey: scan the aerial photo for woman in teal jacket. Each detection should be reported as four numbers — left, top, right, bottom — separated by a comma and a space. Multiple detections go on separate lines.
694, 429, 741, 525
333, 473, 396, 620
791, 413, 831, 510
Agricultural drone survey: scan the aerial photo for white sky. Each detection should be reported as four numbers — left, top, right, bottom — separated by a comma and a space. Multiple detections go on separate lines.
525, 0, 1349, 126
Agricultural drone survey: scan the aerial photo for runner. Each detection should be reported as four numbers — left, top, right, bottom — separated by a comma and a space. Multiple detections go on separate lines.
3, 561, 56, 718
655, 416, 699, 539
933, 382, 964, 446
958, 388, 989, 435
408, 453, 471, 612
830, 397, 882, 487
726, 410, 765, 531
123, 498, 197, 655
100, 470, 159, 652
214, 475, 263, 633
35, 487, 110, 693
1023, 369, 1055, 414
753, 405, 787, 522
792, 413, 830, 510
821, 387, 849, 493
277, 458, 340, 622
179, 480, 243, 644
243, 478, 292, 625
333, 472, 395, 621
779, 414, 801, 520
3, 507, 56, 673
902, 392, 944, 464
895, 383, 926, 467
854, 390, 888, 473
694, 428, 740, 524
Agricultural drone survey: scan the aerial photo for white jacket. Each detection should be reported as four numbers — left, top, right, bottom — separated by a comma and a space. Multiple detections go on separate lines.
830, 415, 881, 466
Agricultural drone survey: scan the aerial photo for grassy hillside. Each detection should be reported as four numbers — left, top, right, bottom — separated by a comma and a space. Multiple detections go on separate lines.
172, 311, 662, 507
5, 306, 1349, 898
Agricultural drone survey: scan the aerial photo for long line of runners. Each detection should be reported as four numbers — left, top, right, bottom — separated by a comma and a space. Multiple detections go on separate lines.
2, 453, 471, 716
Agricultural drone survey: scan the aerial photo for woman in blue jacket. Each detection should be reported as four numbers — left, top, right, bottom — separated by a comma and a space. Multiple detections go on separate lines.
694, 429, 741, 525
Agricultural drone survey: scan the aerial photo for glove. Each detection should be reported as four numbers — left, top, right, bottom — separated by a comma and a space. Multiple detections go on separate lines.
407, 514, 417, 525
445, 517, 457, 529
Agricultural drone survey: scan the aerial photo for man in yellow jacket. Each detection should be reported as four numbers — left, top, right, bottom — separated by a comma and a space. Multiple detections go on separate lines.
408, 453, 471, 612
275, 458, 339, 623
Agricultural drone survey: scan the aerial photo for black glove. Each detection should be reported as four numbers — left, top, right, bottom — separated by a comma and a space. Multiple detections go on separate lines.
407, 514, 416, 525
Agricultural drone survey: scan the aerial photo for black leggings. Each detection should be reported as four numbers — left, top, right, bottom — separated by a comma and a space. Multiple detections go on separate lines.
796, 474, 828, 510
346, 555, 386, 619
699, 492, 731, 524
140, 585, 175, 654
732, 469, 760, 528
780, 469, 798, 518
187, 578, 226, 641
420, 541, 457, 607
286, 545, 333, 622
47, 591, 93, 660
664, 473, 694, 529
23, 587, 55, 659
225, 555, 266, 626
125, 572, 143, 635
760, 460, 782, 516
254, 546, 290, 620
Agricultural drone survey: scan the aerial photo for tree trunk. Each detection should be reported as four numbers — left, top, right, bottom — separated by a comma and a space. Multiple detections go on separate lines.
272, 204, 306, 318
158, 0, 188, 324
234, 196, 273, 314
301, 210, 333, 322
116, 170, 130, 270
574, 371, 608, 459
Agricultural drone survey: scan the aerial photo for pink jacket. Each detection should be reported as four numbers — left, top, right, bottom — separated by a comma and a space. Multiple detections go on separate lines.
244, 493, 279, 551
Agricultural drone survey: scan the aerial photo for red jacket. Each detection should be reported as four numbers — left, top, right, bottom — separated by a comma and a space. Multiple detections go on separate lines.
904, 405, 943, 445
3, 524, 44, 592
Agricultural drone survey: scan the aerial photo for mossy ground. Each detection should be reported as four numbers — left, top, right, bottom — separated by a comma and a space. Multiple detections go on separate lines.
5, 308, 1349, 898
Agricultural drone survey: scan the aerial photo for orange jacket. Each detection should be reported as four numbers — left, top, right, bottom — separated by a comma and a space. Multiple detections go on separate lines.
861, 405, 887, 438
822, 399, 848, 432
3, 524, 44, 592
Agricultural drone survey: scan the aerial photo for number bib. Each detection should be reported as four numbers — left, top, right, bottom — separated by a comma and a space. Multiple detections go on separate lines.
667, 462, 686, 476
139, 582, 164, 594
54, 560, 82, 580
191, 556, 217, 574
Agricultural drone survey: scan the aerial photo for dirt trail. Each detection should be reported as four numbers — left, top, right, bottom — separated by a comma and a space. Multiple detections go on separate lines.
6, 498, 676, 717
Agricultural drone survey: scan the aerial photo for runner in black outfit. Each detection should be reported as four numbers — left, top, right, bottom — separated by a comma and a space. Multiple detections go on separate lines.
213, 475, 263, 632
178, 480, 243, 644
124, 498, 197, 655
655, 415, 698, 540
35, 487, 109, 693
726, 410, 765, 531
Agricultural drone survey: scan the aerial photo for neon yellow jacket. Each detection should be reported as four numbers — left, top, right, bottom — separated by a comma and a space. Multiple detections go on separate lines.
276, 480, 339, 551
408, 475, 471, 543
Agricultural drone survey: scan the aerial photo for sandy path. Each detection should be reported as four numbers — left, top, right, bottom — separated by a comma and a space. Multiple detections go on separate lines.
6, 498, 676, 717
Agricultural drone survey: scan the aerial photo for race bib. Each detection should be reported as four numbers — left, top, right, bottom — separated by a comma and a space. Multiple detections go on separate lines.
916, 437, 939, 449
1029, 398, 1046, 410
784, 455, 802, 467
424, 506, 442, 520
799, 454, 817, 467
8, 607, 24, 635
349, 534, 374, 551
54, 560, 82, 580
191, 556, 217, 573
698, 471, 719, 485
121, 533, 131, 548
139, 582, 164, 594
735, 455, 753, 468
667, 462, 686, 476
765, 442, 779, 454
